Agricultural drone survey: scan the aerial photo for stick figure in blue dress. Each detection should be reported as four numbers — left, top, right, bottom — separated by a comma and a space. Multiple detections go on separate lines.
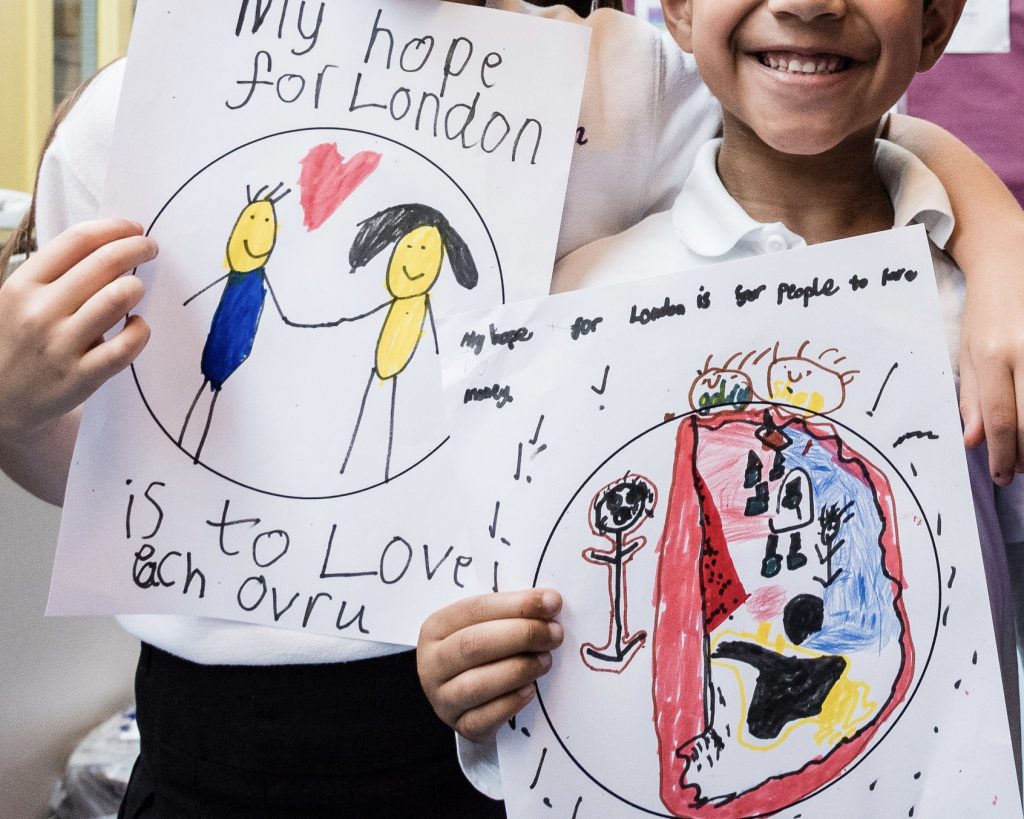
179, 183, 291, 462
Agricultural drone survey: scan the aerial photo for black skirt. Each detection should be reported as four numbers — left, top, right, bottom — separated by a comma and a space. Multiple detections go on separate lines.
118, 643, 505, 818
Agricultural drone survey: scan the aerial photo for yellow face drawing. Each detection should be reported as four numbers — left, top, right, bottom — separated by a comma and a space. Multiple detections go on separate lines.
768, 358, 848, 416
226, 200, 278, 273
386, 226, 444, 298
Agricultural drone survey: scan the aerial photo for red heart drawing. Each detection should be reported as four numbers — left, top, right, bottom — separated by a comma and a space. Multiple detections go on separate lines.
298, 143, 381, 231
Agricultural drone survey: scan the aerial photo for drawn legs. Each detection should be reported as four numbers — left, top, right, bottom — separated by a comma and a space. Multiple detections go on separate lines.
341, 367, 376, 476
582, 534, 647, 671
179, 379, 220, 463
386, 374, 398, 483
340, 368, 400, 483
179, 380, 208, 447
194, 390, 221, 465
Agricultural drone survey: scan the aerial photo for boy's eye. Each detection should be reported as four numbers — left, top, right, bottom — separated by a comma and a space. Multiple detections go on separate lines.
250, 214, 255, 220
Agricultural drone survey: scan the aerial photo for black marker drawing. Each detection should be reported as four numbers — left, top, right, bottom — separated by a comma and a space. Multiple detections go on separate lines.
892, 431, 940, 448
532, 341, 943, 818
866, 362, 899, 417
580, 473, 657, 672
130, 128, 503, 501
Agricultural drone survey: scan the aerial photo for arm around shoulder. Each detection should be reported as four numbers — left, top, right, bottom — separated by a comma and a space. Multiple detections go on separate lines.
885, 113, 1024, 263
886, 113, 1024, 483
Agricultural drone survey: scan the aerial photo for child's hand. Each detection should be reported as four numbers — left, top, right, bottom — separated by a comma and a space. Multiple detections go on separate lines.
0, 218, 157, 440
959, 280, 1024, 485
417, 589, 564, 743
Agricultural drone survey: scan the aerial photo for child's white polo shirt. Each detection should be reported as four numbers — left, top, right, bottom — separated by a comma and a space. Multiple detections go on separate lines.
553, 134, 1022, 758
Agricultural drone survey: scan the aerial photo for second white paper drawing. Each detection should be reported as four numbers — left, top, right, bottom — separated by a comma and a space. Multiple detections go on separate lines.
441, 227, 1021, 818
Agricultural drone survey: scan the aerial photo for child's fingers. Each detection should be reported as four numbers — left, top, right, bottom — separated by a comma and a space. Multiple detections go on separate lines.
77, 314, 151, 391
12, 219, 145, 285
453, 686, 538, 744
65, 275, 146, 351
440, 651, 551, 721
53, 235, 157, 314
420, 588, 562, 643
976, 359, 1018, 485
1016, 375, 1024, 473
959, 353, 985, 449
431, 618, 563, 683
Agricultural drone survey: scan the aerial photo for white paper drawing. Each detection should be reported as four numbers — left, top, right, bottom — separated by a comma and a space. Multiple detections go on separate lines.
47, 0, 589, 647
440, 227, 1021, 817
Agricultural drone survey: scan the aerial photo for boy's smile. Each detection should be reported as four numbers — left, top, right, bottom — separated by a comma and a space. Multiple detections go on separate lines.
666, 0, 962, 156
757, 50, 850, 75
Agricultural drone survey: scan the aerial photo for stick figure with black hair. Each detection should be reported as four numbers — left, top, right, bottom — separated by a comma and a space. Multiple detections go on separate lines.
341, 203, 478, 482
179, 183, 291, 462
581, 473, 658, 672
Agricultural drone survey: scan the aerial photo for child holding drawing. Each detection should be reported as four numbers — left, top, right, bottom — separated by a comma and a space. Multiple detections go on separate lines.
4, 0, 1024, 814
418, 0, 1024, 800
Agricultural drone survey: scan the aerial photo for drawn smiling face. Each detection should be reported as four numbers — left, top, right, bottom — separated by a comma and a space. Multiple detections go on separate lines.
591, 475, 656, 538
386, 225, 444, 298
689, 368, 754, 414
226, 199, 278, 273
768, 357, 847, 415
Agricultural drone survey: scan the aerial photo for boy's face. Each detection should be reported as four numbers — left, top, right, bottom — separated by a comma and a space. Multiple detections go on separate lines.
665, 0, 964, 155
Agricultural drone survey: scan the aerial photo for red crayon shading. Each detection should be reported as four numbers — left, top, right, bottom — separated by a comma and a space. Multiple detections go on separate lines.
745, 585, 789, 623
652, 409, 914, 818
298, 143, 381, 231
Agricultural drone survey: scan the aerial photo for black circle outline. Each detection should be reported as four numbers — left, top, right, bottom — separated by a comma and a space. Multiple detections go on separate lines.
533, 402, 941, 817
129, 126, 504, 500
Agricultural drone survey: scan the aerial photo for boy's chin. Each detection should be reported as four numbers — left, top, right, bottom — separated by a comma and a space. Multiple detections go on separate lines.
753, 125, 874, 158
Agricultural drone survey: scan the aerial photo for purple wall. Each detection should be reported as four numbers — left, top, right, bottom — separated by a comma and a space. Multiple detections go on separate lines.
907, 1, 1024, 205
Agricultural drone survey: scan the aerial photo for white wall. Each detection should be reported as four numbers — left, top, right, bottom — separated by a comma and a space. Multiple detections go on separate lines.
0, 472, 137, 819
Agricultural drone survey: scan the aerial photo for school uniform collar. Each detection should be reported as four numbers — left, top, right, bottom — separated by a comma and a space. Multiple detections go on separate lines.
673, 138, 955, 260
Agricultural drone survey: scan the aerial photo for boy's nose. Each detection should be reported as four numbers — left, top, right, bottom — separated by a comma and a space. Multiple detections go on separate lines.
766, 0, 847, 22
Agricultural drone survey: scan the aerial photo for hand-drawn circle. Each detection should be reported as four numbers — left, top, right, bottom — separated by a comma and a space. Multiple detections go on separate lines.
533, 402, 941, 817
130, 127, 503, 500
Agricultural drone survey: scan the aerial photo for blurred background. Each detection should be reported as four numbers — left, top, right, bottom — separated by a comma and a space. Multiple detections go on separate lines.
2, 8, 139, 819
1, 2, 135, 233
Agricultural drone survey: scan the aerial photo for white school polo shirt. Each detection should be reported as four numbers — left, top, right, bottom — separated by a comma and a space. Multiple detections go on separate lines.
461, 139, 1022, 798
554, 136, 1021, 745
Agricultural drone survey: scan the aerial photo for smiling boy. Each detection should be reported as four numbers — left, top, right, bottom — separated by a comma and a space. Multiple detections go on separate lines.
555, 0, 968, 281
419, 0, 1024, 802
552, 0, 1021, 777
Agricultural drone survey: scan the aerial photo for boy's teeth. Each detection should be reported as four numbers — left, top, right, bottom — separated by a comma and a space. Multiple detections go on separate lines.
761, 52, 846, 75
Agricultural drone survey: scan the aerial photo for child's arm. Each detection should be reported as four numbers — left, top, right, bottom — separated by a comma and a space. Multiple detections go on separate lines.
887, 114, 1024, 485
417, 588, 563, 742
0, 218, 157, 505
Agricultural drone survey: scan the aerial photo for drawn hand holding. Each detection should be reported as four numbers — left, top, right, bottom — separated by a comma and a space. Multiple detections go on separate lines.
959, 279, 1024, 484
417, 589, 563, 743
0, 218, 157, 503
262, 277, 390, 329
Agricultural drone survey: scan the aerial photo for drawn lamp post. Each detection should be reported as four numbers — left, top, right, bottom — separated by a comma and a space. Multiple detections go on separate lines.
581, 473, 657, 672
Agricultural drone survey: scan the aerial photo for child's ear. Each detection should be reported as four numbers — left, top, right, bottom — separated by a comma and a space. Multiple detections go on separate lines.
918, 0, 966, 71
662, 0, 695, 53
